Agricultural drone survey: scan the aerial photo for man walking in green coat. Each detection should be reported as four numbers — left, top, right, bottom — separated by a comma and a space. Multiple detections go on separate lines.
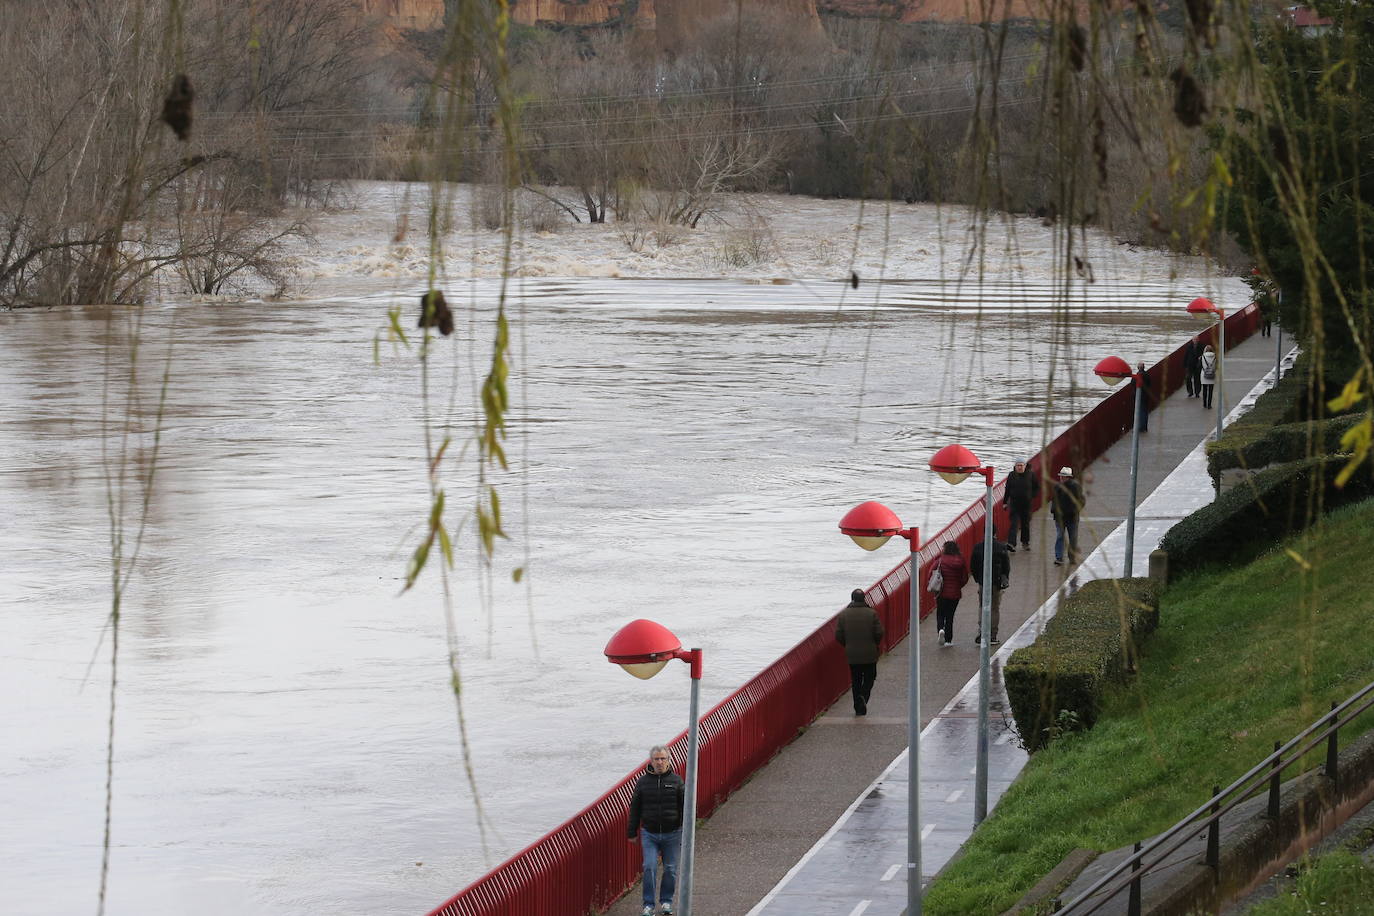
836, 588, 884, 716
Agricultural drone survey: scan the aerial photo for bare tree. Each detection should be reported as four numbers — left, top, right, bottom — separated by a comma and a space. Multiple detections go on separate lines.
0, 0, 372, 309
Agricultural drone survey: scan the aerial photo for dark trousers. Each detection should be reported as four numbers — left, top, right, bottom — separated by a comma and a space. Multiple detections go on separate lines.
1007, 502, 1032, 547
1202, 382, 1214, 408
849, 663, 877, 713
1186, 367, 1201, 397
935, 596, 960, 643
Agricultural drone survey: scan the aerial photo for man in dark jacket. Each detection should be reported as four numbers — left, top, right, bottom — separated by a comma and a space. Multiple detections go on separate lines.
627, 746, 686, 915
970, 531, 1011, 645
1182, 338, 1201, 398
1002, 458, 1040, 551
1134, 362, 1153, 433
1051, 467, 1085, 566
835, 588, 884, 716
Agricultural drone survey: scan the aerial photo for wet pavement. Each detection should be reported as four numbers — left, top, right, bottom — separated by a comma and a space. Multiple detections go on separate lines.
600, 327, 1297, 916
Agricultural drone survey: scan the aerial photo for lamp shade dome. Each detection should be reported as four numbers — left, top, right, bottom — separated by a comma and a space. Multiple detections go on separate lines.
1093, 355, 1132, 386
839, 500, 903, 550
929, 443, 981, 485
605, 619, 682, 679
1187, 296, 1218, 318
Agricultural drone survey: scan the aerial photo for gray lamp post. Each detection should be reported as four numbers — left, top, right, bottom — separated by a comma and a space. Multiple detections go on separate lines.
605, 619, 703, 916
1094, 356, 1144, 577
839, 501, 923, 914
1188, 297, 1226, 441
928, 443, 996, 825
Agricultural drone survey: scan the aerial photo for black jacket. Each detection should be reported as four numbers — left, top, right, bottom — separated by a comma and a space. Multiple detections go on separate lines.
1003, 469, 1041, 510
1052, 478, 1084, 521
970, 539, 1011, 587
1182, 339, 1200, 370
627, 766, 685, 836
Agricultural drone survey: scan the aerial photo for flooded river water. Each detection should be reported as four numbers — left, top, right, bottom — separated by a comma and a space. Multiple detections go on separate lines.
0, 274, 1242, 914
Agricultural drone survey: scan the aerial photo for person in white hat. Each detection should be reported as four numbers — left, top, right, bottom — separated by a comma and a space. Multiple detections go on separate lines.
1050, 466, 1084, 566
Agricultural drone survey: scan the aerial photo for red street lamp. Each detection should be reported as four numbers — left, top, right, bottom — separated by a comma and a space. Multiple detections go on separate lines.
839, 500, 905, 551
836, 502, 923, 915
1187, 296, 1226, 441
927, 443, 988, 486
604, 620, 703, 916
928, 443, 996, 825
1094, 357, 1145, 578
1092, 355, 1133, 385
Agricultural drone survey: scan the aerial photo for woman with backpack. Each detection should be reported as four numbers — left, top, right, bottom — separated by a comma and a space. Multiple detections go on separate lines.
1200, 344, 1218, 409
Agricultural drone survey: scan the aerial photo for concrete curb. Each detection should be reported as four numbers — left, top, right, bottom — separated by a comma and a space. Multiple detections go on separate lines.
1001, 848, 1099, 915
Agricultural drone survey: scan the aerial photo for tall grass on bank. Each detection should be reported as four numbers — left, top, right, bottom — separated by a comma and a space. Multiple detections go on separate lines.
925, 497, 1374, 915
1246, 851, 1374, 915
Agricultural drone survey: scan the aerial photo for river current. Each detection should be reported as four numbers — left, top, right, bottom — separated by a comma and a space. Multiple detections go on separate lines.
0, 274, 1242, 914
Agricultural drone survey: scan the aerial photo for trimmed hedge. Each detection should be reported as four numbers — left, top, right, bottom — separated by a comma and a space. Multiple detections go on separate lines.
1160, 455, 1374, 578
1206, 413, 1365, 483
1204, 354, 1310, 481
1005, 578, 1160, 752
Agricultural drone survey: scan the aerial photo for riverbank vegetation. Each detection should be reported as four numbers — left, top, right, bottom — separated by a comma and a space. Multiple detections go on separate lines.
0, 0, 373, 308
924, 495, 1374, 914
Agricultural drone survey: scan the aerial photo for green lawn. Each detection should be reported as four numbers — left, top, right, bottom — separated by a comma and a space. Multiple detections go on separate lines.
1246, 851, 1374, 915
924, 497, 1374, 915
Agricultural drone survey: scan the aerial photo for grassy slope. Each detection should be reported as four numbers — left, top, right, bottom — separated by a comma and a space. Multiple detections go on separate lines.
925, 497, 1374, 915
1245, 850, 1374, 915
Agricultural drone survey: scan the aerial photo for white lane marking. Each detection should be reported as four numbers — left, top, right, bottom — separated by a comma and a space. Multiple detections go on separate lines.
881, 864, 902, 881
922, 823, 936, 840
847, 902, 871, 916
744, 750, 911, 915
945, 789, 963, 803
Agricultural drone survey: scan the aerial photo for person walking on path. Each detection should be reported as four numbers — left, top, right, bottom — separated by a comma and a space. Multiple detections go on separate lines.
1183, 337, 1201, 399
1200, 344, 1218, 409
1051, 467, 1085, 567
970, 530, 1011, 645
835, 588, 884, 716
1002, 458, 1039, 552
1134, 362, 1153, 433
627, 746, 686, 916
932, 541, 970, 646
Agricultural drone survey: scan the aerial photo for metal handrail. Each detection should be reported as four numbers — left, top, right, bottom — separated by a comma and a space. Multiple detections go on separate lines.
1056, 679, 1374, 914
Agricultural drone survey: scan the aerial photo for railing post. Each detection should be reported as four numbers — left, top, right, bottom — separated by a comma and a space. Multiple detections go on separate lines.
1325, 700, 1339, 787
1051, 897, 1063, 912
1206, 785, 1221, 873
1128, 840, 1142, 916
1268, 740, 1282, 819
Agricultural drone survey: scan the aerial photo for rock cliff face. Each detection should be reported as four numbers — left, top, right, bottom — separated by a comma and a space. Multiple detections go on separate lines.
514, 0, 655, 29
815, 0, 1052, 21
362, 0, 652, 32
364, 0, 1044, 45
362, 0, 441, 31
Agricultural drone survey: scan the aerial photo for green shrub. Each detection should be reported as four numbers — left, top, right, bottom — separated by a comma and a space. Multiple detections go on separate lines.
1160, 456, 1374, 577
1207, 413, 1365, 482
1005, 578, 1160, 752
1203, 355, 1309, 478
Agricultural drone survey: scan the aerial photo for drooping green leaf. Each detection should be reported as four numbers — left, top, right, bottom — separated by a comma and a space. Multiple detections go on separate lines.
1334, 416, 1372, 488
437, 522, 454, 566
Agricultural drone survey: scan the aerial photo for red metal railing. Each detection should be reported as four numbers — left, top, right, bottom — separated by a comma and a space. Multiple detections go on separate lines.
427, 303, 1260, 916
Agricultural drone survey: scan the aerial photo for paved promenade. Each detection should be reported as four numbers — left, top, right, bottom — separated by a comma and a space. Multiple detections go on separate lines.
605, 329, 1293, 916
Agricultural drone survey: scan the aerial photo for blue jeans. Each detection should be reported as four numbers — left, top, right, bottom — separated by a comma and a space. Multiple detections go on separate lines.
1055, 518, 1079, 562
640, 828, 681, 908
